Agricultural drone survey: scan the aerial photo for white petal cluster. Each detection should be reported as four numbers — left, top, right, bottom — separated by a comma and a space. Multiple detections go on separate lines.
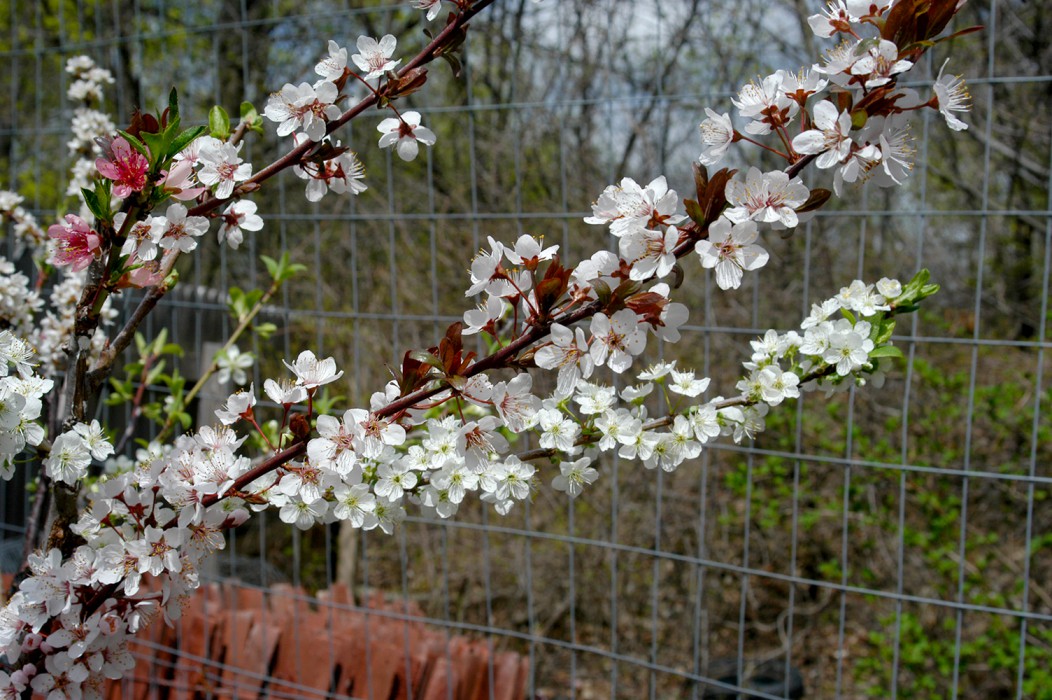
0, 190, 47, 255
65, 56, 117, 204
377, 111, 437, 162
291, 134, 367, 201
0, 332, 50, 479
265, 80, 342, 142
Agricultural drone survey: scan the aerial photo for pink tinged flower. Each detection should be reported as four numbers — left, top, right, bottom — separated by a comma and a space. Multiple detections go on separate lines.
504, 234, 558, 267
264, 378, 308, 406
589, 308, 647, 373
535, 323, 594, 398
159, 160, 205, 201
218, 200, 263, 249
215, 385, 256, 425
348, 407, 405, 459
173, 135, 221, 167
491, 373, 540, 433
30, 652, 89, 699
807, 0, 861, 37
308, 413, 359, 475
933, 60, 970, 132
833, 143, 881, 195
695, 217, 769, 290
315, 40, 348, 81
464, 238, 505, 296
284, 350, 344, 389
116, 211, 161, 262
127, 525, 184, 576
125, 260, 164, 289
294, 138, 367, 202
47, 214, 101, 272
377, 111, 436, 162
264, 81, 341, 142
412, 0, 444, 21
155, 202, 210, 253
622, 227, 679, 281
792, 100, 853, 169
197, 142, 252, 199
698, 108, 735, 166
724, 167, 810, 228
95, 136, 149, 198
584, 178, 650, 226
463, 295, 507, 335
732, 73, 798, 135
850, 39, 912, 89
779, 68, 829, 105
352, 34, 400, 80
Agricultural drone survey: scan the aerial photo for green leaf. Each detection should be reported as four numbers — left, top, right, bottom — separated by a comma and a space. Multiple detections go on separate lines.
145, 361, 167, 385
409, 350, 445, 371
684, 198, 705, 226
209, 105, 231, 140
870, 345, 904, 359
261, 252, 306, 283
240, 100, 264, 135
160, 343, 184, 357
254, 322, 277, 339
917, 283, 940, 302
169, 125, 206, 158
116, 130, 150, 159
168, 87, 180, 121
592, 279, 612, 305
873, 317, 896, 345
81, 188, 108, 224
152, 327, 169, 353
164, 114, 181, 138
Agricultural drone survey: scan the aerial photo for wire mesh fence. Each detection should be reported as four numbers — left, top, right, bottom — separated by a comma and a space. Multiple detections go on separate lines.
1, 0, 1051, 697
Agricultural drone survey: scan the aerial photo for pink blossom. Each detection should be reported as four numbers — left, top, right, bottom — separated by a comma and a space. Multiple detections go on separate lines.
47, 214, 101, 271
158, 160, 205, 201
123, 260, 164, 289
95, 137, 150, 199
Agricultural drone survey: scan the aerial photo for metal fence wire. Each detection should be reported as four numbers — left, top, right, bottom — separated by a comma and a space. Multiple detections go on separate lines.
1, 0, 1051, 698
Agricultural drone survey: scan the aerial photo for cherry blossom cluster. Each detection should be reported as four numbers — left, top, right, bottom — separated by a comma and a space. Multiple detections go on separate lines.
0, 258, 921, 700
0, 0, 970, 694
700, 0, 971, 200
0, 225, 117, 379
264, 32, 436, 202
